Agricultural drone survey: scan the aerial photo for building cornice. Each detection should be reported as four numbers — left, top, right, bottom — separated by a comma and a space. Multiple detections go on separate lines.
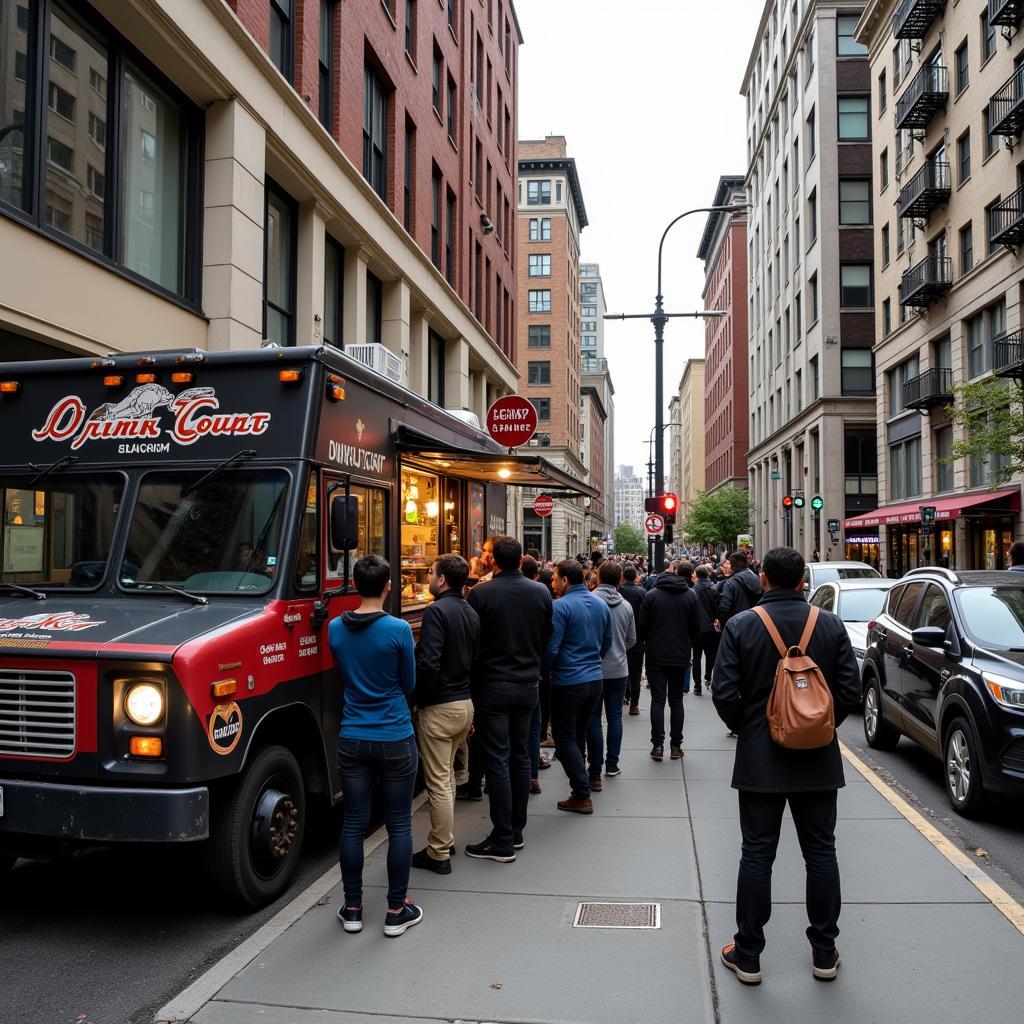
517, 157, 589, 228
854, 0, 892, 45
697, 176, 747, 260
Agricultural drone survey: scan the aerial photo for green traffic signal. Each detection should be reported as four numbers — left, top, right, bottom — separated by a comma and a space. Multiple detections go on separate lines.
793, 496, 806, 509
811, 495, 824, 510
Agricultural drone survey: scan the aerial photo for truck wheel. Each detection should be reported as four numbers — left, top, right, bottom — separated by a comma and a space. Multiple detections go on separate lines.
944, 717, 986, 819
863, 675, 901, 751
206, 744, 306, 909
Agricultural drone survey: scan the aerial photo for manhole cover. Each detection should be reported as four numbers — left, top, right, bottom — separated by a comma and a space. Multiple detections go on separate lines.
573, 902, 661, 929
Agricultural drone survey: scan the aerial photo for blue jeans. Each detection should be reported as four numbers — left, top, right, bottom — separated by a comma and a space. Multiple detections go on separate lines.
587, 676, 628, 778
648, 665, 690, 748
337, 735, 418, 908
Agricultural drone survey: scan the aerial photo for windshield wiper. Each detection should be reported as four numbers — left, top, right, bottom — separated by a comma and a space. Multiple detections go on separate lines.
184, 450, 257, 497
131, 581, 209, 606
0, 582, 46, 600
27, 454, 79, 486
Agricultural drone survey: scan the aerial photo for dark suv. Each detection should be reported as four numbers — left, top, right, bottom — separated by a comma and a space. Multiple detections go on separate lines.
860, 567, 1024, 817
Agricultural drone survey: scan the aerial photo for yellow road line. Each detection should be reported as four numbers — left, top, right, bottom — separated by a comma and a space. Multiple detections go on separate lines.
840, 740, 1024, 937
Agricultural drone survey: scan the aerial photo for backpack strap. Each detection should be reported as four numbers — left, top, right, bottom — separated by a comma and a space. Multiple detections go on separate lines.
798, 606, 821, 653
752, 606, 788, 658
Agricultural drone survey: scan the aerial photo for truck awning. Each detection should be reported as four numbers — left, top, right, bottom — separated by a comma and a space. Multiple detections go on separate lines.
396, 425, 598, 498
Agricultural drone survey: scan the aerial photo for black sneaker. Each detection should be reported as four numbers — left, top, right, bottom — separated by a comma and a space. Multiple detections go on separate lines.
605, 763, 622, 778
455, 783, 483, 801
384, 900, 423, 937
721, 944, 762, 985
694, 685, 703, 696
812, 946, 841, 981
411, 847, 452, 875
337, 905, 363, 933
464, 838, 516, 862
513, 831, 525, 850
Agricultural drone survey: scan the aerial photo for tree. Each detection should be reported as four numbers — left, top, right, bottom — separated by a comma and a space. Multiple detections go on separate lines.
683, 485, 754, 549
613, 522, 646, 555
945, 378, 1023, 486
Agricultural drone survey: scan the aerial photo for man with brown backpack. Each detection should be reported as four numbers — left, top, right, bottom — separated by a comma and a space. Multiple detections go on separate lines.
711, 546, 860, 987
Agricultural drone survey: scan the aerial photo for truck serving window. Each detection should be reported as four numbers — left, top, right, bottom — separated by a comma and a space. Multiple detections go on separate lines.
120, 469, 289, 595
1, 476, 125, 589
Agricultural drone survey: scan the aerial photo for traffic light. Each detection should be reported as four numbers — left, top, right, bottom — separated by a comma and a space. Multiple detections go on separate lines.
793, 495, 806, 509
811, 495, 824, 511
660, 492, 678, 525
644, 496, 660, 513
782, 494, 794, 509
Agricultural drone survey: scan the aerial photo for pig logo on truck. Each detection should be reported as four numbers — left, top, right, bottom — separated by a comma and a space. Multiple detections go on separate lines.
31, 385, 272, 451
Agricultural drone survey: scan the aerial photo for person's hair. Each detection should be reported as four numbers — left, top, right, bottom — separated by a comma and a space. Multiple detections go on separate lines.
353, 554, 391, 597
728, 550, 749, 571
538, 567, 554, 589
526, 547, 542, 560
492, 535, 522, 571
434, 554, 469, 592
676, 560, 693, 579
623, 564, 638, 582
590, 551, 604, 566
599, 561, 622, 586
695, 565, 709, 580
556, 559, 585, 586
662, 560, 671, 571
1011, 540, 1024, 567
762, 546, 805, 589
521, 555, 539, 579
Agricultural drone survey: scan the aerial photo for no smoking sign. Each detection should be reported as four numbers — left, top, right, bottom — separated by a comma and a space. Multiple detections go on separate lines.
645, 513, 665, 535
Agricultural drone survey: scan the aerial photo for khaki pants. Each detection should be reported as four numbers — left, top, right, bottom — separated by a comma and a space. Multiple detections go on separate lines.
415, 699, 474, 859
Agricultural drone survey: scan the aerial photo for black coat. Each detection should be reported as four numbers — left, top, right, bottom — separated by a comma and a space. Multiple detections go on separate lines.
414, 590, 480, 707
638, 574, 709, 668
693, 579, 720, 631
619, 583, 646, 647
712, 588, 861, 792
717, 568, 763, 627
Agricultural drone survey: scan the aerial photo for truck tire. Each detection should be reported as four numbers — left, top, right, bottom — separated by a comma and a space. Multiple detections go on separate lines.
205, 744, 306, 909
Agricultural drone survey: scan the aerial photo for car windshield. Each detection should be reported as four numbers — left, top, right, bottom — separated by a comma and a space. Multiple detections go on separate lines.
814, 566, 881, 584
1, 475, 125, 589
956, 587, 1024, 649
120, 468, 289, 595
838, 588, 890, 622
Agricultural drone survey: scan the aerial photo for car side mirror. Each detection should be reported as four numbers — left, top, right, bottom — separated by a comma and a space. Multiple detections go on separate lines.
330, 494, 359, 552
911, 625, 946, 648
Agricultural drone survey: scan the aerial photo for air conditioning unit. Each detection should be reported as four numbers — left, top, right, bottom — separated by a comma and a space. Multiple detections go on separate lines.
346, 343, 403, 383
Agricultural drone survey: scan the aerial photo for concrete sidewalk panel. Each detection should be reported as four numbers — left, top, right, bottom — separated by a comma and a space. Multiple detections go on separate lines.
682, 780, 903, 820
706, 901, 1024, 1023
526, 778, 688, 818
195, 1003, 451, 1024
216, 888, 716, 1024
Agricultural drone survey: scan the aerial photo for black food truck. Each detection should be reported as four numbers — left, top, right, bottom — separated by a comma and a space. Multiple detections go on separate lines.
0, 344, 594, 907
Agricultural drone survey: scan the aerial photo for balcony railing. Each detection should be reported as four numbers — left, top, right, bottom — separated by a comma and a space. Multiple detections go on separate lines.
899, 254, 953, 307
994, 330, 1024, 378
895, 64, 949, 131
989, 0, 1024, 27
897, 160, 951, 220
990, 63, 1024, 137
892, 0, 947, 39
990, 183, 1024, 247
903, 367, 954, 411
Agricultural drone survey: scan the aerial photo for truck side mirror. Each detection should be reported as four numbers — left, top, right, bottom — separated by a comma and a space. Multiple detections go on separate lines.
330, 494, 359, 552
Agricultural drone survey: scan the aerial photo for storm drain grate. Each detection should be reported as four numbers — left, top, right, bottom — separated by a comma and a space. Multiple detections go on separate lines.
573, 902, 661, 929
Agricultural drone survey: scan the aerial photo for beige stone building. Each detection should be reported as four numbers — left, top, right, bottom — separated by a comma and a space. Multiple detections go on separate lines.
677, 358, 707, 517
853, 0, 1024, 573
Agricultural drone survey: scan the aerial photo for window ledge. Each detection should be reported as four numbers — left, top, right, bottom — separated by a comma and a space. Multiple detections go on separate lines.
448, 25, 459, 46
406, 52, 417, 73
956, 175, 971, 192
433, 105, 444, 127
381, 2, 397, 30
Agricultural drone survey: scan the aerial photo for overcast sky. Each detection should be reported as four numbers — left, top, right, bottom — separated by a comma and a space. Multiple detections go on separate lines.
515, 0, 766, 487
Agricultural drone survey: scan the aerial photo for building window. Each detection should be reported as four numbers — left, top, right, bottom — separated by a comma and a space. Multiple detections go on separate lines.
432, 48, 442, 115
882, 297, 892, 335
319, 1, 335, 128
530, 397, 550, 421
955, 39, 969, 95
836, 14, 867, 56
986, 196, 1002, 255
264, 180, 297, 345
528, 253, 550, 277
878, 69, 887, 113
366, 271, 383, 345
528, 216, 551, 241
807, 188, 817, 241
971, 414, 1011, 486
402, 120, 414, 231
935, 425, 954, 492
845, 428, 878, 497
957, 130, 971, 184
324, 235, 344, 350
430, 170, 441, 268
446, 74, 456, 138
897, 216, 905, 254
363, 64, 388, 201
839, 179, 871, 224
447, 0, 457, 33
960, 222, 974, 275
838, 96, 869, 140
445, 187, 455, 283
889, 436, 922, 500
983, 107, 998, 158
840, 264, 872, 307
806, 105, 816, 160
528, 325, 551, 347
527, 179, 551, 205
889, 356, 920, 416
809, 273, 818, 323
528, 288, 551, 312
528, 361, 551, 385
841, 349, 874, 395
967, 301, 1006, 378
428, 329, 445, 405
880, 148, 889, 191
270, 0, 293, 81
406, 0, 416, 59
882, 223, 890, 266
810, 354, 820, 400
982, 9, 996, 64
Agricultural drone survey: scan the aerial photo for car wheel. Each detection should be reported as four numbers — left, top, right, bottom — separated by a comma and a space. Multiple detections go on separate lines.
863, 675, 901, 751
205, 744, 307, 909
944, 717, 986, 818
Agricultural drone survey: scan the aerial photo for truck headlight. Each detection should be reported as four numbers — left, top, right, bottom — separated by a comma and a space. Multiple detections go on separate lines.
124, 682, 165, 726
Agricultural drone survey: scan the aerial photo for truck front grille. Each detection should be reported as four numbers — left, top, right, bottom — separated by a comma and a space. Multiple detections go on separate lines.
0, 668, 76, 758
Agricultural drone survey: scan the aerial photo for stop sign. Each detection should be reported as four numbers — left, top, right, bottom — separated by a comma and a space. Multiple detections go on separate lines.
534, 494, 554, 517
486, 395, 538, 448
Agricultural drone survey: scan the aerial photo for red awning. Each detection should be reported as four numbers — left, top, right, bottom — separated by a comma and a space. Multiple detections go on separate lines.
844, 487, 1021, 530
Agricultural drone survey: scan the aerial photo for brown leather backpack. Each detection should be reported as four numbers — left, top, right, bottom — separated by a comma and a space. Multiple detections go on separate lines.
752, 605, 835, 750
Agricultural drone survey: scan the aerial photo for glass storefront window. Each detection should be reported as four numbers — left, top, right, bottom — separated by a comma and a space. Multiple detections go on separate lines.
327, 484, 386, 580
400, 467, 440, 608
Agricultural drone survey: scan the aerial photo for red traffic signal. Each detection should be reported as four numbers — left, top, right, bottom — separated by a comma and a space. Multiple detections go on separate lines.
782, 494, 794, 509
660, 492, 678, 525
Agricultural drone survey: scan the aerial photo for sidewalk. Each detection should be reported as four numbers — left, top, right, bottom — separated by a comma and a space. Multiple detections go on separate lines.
168, 694, 1024, 1024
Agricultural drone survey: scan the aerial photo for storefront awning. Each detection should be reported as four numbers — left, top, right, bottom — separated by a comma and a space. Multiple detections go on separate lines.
396, 425, 599, 498
844, 487, 1021, 529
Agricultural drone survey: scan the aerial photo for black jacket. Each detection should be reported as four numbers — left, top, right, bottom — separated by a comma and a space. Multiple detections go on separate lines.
638, 574, 709, 668
693, 578, 720, 631
620, 583, 646, 648
414, 590, 480, 707
467, 569, 553, 685
717, 568, 763, 626
712, 588, 861, 792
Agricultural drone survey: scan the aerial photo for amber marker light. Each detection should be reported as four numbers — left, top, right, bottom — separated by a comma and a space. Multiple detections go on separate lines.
170, 372, 194, 384
136, 373, 157, 384
211, 679, 237, 698
129, 736, 163, 758
326, 374, 346, 401
103, 375, 125, 387
0, 381, 21, 395
279, 369, 303, 383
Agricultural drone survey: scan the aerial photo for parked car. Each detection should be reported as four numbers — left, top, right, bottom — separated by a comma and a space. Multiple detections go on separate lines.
860, 567, 1024, 817
802, 560, 881, 596
808, 578, 898, 671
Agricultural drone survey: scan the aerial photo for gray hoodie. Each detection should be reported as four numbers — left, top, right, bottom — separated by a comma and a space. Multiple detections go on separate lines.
594, 584, 637, 678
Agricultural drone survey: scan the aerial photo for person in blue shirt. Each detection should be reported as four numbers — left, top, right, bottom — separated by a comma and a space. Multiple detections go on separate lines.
329, 554, 421, 938
542, 559, 613, 814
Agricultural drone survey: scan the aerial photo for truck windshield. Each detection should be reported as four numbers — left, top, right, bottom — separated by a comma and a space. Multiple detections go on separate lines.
120, 468, 289, 595
1, 475, 125, 589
